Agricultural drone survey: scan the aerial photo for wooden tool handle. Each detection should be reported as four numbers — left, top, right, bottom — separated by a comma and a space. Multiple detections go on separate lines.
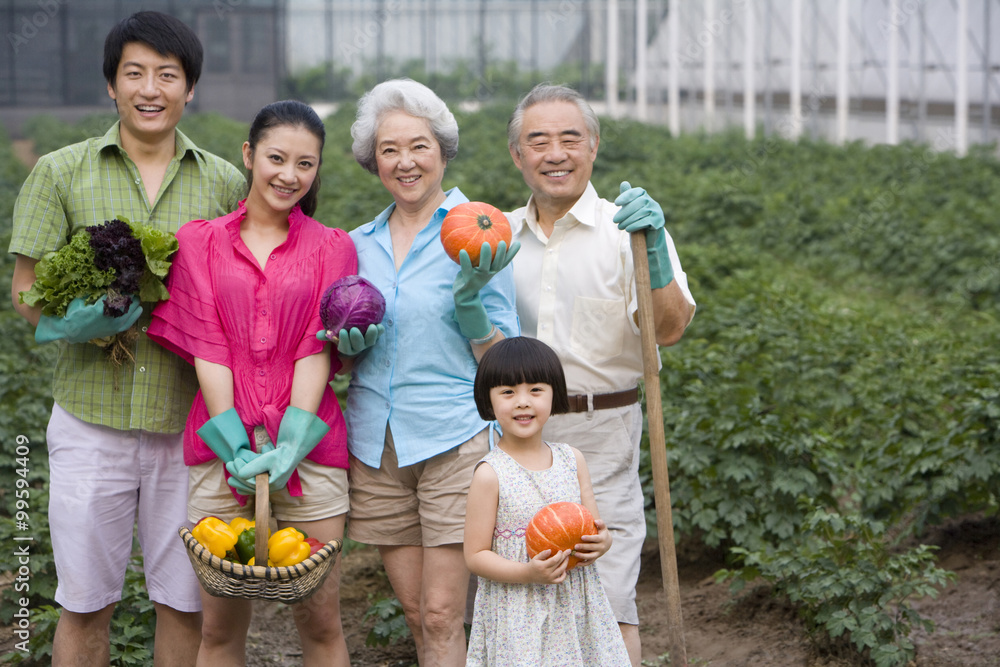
630, 231, 688, 666
254, 473, 269, 566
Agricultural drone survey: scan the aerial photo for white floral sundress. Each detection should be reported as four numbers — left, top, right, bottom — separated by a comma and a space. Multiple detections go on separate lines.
466, 441, 631, 667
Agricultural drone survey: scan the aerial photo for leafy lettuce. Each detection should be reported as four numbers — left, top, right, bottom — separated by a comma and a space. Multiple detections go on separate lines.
19, 217, 179, 317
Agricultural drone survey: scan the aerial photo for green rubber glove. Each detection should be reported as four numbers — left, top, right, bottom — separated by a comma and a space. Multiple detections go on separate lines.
196, 408, 258, 494
613, 181, 675, 290
228, 407, 330, 493
315, 324, 385, 356
452, 240, 519, 340
35, 295, 143, 344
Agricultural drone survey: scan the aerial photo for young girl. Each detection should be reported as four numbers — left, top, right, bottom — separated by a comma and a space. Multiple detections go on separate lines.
149, 100, 376, 666
464, 336, 631, 666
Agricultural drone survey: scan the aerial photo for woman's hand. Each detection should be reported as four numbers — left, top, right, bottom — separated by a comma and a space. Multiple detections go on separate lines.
570, 518, 613, 567
452, 240, 520, 340
526, 548, 571, 585
315, 323, 384, 357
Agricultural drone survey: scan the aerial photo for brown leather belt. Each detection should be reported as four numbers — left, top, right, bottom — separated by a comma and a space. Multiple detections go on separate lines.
566, 387, 640, 413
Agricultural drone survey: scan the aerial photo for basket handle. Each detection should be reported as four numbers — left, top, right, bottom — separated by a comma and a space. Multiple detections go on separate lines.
254, 473, 269, 565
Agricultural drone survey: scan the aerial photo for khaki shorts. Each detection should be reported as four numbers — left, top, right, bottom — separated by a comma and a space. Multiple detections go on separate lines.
347, 426, 489, 548
187, 458, 349, 524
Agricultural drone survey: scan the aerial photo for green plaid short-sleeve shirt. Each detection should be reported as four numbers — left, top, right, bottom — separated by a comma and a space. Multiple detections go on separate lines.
9, 122, 246, 433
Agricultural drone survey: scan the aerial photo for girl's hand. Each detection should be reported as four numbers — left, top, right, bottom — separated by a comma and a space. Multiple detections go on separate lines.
526, 548, 571, 585
571, 519, 613, 567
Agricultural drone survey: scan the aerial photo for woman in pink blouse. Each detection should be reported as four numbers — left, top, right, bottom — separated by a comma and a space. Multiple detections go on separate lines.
149, 100, 377, 666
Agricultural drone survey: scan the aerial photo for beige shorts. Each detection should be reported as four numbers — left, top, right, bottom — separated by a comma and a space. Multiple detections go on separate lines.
187, 458, 349, 524
347, 426, 489, 548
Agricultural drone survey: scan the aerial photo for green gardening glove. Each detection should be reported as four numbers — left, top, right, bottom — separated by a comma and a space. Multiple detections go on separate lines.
196, 408, 257, 495
316, 324, 385, 357
35, 295, 142, 344
452, 240, 519, 340
613, 181, 675, 290
228, 407, 330, 493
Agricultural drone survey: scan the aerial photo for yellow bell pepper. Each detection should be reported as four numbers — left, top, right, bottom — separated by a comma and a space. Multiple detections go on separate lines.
229, 517, 254, 534
191, 516, 238, 558
273, 541, 312, 568
267, 527, 309, 567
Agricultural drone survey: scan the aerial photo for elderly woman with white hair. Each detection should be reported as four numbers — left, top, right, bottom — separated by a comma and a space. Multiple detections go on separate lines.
344, 78, 519, 665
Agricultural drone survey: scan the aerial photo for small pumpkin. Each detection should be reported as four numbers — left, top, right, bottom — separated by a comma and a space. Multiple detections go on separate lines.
440, 201, 512, 265
525, 501, 597, 570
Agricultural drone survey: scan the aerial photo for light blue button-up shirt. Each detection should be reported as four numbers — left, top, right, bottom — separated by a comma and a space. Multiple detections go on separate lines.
346, 188, 519, 468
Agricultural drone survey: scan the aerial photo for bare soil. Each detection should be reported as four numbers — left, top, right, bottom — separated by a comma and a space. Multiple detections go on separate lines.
240, 514, 999, 667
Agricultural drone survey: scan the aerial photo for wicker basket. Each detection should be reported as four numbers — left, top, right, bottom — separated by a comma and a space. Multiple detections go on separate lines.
179, 473, 342, 603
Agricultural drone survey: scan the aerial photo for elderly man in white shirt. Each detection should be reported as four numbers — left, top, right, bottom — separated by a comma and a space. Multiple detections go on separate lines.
506, 83, 696, 667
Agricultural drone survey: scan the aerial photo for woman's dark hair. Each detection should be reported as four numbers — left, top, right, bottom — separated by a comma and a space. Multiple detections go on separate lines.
474, 337, 570, 421
104, 11, 203, 92
246, 100, 326, 217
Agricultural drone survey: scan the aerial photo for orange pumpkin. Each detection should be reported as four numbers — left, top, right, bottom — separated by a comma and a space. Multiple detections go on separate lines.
525, 501, 597, 570
440, 201, 512, 265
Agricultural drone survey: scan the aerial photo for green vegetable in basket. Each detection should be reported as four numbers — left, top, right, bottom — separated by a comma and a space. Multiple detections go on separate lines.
234, 527, 256, 565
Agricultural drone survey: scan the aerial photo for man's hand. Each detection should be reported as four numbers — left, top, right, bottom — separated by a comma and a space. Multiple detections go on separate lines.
614, 181, 665, 234
614, 181, 674, 289
35, 295, 142, 344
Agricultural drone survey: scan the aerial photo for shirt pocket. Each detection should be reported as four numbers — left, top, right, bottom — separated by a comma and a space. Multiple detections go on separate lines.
570, 296, 624, 364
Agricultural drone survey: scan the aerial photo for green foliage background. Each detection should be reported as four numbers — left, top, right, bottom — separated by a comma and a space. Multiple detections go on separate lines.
1, 108, 998, 665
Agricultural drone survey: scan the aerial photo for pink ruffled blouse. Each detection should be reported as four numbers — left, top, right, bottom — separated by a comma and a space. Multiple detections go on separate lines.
148, 201, 357, 499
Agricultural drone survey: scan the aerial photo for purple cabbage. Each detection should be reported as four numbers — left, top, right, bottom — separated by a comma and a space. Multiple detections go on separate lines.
87, 219, 145, 317
319, 275, 386, 334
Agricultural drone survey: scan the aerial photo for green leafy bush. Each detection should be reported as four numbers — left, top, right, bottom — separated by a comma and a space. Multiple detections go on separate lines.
720, 506, 955, 667
362, 595, 410, 648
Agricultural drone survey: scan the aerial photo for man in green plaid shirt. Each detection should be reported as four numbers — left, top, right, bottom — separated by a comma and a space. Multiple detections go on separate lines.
9, 12, 244, 666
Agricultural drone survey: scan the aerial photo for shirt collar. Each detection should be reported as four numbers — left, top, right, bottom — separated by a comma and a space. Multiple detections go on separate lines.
222, 200, 308, 230
98, 121, 201, 164
522, 181, 600, 238
360, 186, 467, 236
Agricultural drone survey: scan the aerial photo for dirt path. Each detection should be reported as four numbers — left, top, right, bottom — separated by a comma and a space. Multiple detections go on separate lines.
241, 515, 999, 666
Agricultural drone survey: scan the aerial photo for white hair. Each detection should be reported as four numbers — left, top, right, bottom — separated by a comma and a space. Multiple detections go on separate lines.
351, 78, 459, 174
